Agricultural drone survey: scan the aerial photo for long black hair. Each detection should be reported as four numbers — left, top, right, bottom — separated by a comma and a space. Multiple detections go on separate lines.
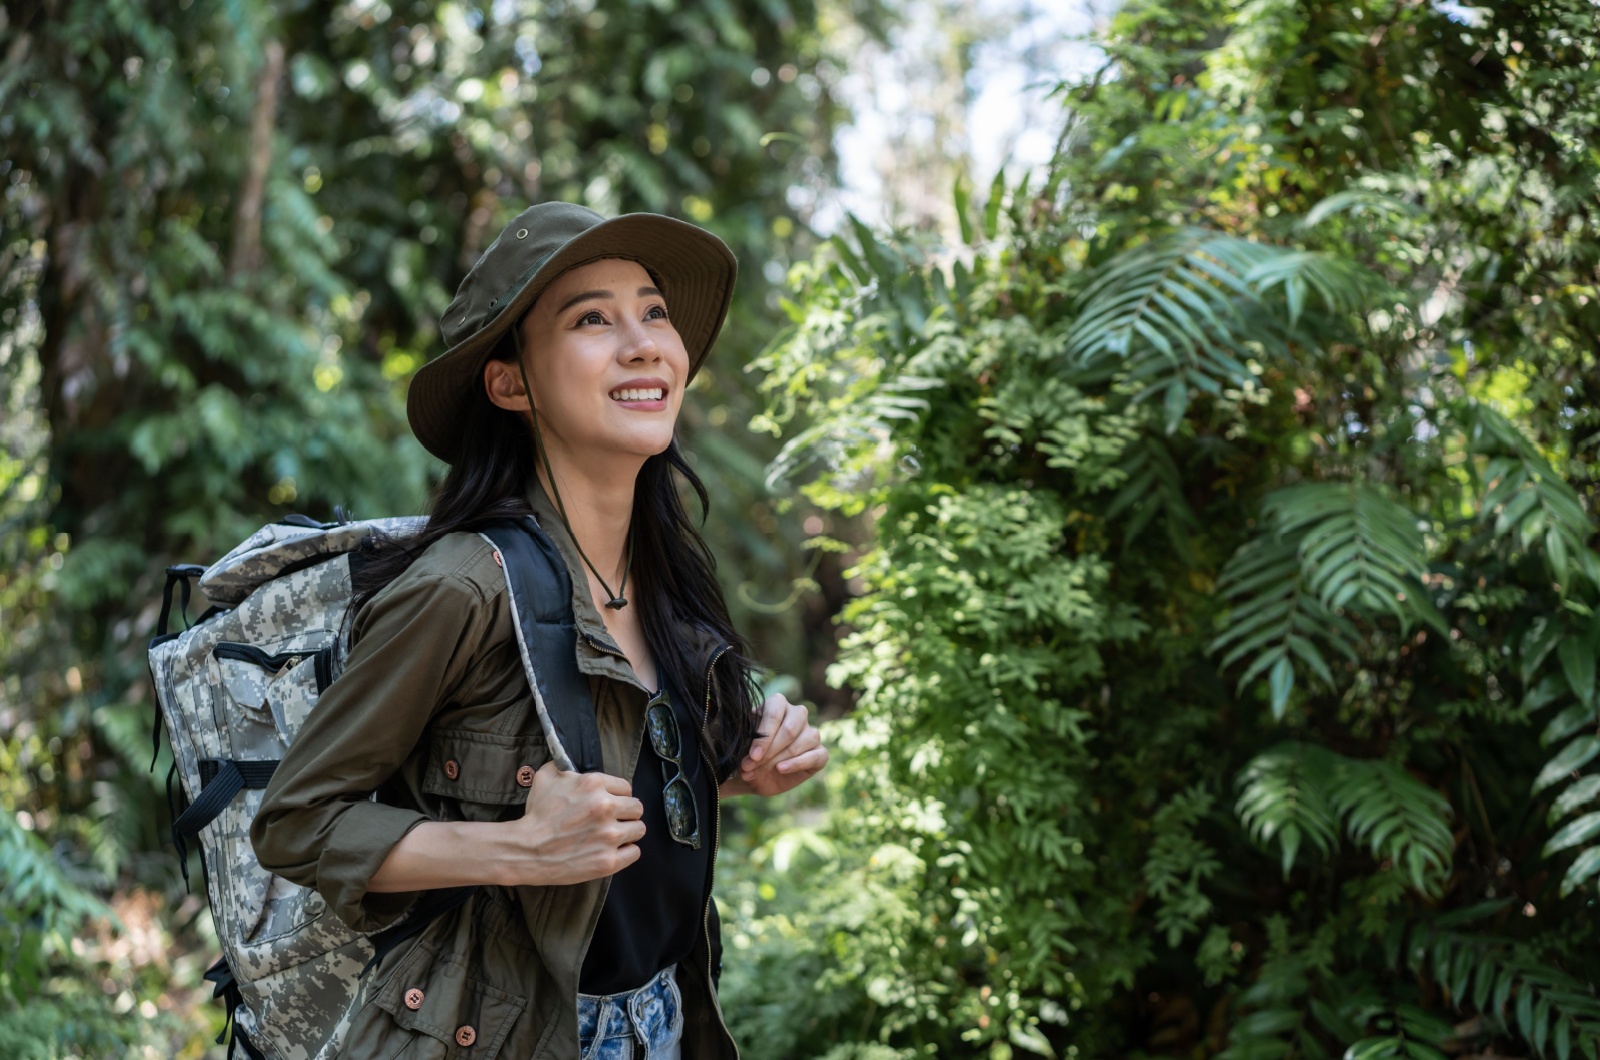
351, 329, 763, 779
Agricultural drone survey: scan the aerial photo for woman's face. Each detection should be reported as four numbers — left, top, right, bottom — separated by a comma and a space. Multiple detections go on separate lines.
490, 257, 690, 463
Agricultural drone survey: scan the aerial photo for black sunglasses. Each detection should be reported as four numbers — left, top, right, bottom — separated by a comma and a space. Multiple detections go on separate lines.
644, 689, 701, 850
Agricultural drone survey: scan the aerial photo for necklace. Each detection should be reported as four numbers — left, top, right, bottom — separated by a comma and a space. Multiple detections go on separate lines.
515, 332, 633, 609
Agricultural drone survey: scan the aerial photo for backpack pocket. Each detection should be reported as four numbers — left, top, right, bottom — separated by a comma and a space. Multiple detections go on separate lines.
213, 634, 335, 755
421, 729, 550, 824
369, 938, 526, 1060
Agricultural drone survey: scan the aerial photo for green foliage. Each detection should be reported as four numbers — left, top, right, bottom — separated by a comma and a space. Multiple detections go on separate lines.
729, 1, 1600, 1054
1235, 742, 1453, 893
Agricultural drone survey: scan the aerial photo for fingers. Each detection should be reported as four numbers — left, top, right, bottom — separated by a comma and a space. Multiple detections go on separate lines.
749, 700, 808, 771
612, 795, 645, 821
775, 744, 828, 776
595, 772, 634, 797
746, 694, 788, 763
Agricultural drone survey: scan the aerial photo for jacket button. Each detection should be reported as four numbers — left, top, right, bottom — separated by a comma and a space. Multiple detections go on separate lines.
455, 1025, 477, 1047
516, 765, 535, 787
403, 987, 424, 1010
443, 759, 459, 780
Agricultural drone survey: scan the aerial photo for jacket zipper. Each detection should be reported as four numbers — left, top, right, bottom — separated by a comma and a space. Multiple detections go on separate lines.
698, 643, 739, 1058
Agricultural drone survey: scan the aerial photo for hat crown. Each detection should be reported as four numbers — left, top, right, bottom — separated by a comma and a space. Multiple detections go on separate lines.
440, 202, 609, 349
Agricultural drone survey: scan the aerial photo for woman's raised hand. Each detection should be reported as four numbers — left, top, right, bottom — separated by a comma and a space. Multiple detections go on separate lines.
722, 693, 828, 798
503, 761, 645, 885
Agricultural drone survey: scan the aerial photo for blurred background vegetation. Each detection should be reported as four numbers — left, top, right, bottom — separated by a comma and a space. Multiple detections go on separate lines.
2, 0, 1597, 1057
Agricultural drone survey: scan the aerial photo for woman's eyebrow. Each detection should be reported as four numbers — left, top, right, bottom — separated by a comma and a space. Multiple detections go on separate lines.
556, 286, 665, 315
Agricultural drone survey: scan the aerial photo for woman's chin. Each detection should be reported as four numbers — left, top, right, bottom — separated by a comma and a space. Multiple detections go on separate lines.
586, 428, 678, 461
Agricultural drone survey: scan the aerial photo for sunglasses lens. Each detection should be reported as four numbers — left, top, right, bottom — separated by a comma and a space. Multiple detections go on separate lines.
662, 774, 699, 847
646, 701, 679, 759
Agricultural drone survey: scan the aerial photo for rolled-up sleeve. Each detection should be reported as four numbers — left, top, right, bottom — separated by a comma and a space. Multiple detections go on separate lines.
250, 564, 495, 933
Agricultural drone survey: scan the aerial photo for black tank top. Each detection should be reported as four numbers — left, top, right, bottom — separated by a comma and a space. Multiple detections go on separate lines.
578, 673, 715, 994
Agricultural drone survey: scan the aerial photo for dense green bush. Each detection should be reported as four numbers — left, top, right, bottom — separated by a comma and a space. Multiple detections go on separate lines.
722, 2, 1600, 1048
725, 177, 1598, 1060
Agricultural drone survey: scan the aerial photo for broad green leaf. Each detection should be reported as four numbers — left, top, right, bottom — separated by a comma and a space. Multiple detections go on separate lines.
1557, 845, 1600, 897
1549, 775, 1600, 825
1559, 637, 1598, 709
1544, 811, 1600, 856
1543, 704, 1599, 748
983, 165, 1006, 240
953, 173, 974, 246
1534, 736, 1600, 794
1269, 655, 1295, 720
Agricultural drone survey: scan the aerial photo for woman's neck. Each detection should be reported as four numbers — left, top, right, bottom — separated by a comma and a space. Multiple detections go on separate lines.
533, 456, 639, 584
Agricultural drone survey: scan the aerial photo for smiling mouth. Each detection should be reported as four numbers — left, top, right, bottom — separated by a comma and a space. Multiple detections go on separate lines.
609, 387, 666, 402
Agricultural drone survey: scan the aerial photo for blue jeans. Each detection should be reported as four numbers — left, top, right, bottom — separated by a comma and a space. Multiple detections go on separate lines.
576, 965, 683, 1059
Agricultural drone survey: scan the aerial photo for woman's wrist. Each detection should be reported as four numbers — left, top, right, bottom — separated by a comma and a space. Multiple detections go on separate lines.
718, 776, 755, 797
369, 818, 549, 891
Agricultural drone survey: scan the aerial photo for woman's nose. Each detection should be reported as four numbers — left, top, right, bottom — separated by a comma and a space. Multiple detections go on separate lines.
618, 319, 662, 362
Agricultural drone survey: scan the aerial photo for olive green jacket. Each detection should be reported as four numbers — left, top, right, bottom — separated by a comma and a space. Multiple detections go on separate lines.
250, 481, 740, 1059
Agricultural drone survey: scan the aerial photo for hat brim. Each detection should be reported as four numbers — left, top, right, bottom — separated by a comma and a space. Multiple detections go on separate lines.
407, 213, 737, 464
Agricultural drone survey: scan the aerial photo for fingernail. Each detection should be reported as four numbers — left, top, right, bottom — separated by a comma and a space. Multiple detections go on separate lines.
751, 747, 764, 761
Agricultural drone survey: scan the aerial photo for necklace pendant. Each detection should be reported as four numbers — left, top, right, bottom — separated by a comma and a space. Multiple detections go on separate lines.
605, 596, 628, 610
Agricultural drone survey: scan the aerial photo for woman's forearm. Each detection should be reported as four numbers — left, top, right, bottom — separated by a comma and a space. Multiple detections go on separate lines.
367, 819, 529, 892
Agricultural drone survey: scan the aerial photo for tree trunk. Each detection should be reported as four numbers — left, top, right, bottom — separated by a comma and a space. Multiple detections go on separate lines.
229, 38, 285, 278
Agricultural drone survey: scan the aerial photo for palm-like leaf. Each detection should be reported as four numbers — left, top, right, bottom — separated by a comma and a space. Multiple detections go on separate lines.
1236, 743, 1454, 894
1236, 742, 1341, 877
1213, 483, 1444, 718
1211, 531, 1361, 720
1328, 759, 1454, 896
1403, 918, 1600, 1060
1459, 400, 1600, 593
1064, 228, 1370, 431
1265, 483, 1447, 634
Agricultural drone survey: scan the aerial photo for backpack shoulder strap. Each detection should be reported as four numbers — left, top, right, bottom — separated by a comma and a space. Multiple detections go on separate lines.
477, 517, 603, 774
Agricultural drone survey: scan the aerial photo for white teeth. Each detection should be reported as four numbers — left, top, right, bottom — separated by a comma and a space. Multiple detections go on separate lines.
610, 388, 664, 401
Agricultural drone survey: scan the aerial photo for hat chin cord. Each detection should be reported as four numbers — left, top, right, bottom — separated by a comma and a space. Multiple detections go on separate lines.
511, 324, 634, 610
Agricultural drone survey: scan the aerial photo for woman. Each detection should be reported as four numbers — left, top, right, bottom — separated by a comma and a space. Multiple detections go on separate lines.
251, 201, 827, 1059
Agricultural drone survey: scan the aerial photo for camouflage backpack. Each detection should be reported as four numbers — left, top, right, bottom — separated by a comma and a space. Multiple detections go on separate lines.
147, 512, 601, 1059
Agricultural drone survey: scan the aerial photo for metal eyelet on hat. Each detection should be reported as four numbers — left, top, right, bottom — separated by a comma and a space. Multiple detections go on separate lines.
516, 228, 529, 239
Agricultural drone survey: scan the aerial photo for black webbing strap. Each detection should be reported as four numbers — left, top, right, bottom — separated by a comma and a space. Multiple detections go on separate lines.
149, 563, 207, 772
156, 563, 208, 638
169, 759, 279, 891
204, 956, 267, 1060
359, 886, 479, 979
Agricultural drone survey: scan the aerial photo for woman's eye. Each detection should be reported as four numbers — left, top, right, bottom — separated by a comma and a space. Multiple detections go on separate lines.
647, 304, 669, 320
579, 310, 606, 325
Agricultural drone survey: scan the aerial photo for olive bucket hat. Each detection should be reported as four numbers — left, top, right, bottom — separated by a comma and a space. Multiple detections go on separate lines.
406, 201, 738, 463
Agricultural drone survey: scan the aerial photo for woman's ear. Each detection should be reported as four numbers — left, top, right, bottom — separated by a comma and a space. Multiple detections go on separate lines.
484, 357, 533, 413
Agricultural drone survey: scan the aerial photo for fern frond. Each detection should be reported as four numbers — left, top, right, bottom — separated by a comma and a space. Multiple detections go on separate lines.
1236, 742, 1341, 877
1403, 922, 1600, 1060
1105, 436, 1200, 561
1211, 532, 1361, 719
1235, 744, 1453, 893
1212, 483, 1447, 718
1263, 483, 1446, 635
1458, 400, 1600, 593
1326, 759, 1453, 895
1065, 229, 1370, 431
